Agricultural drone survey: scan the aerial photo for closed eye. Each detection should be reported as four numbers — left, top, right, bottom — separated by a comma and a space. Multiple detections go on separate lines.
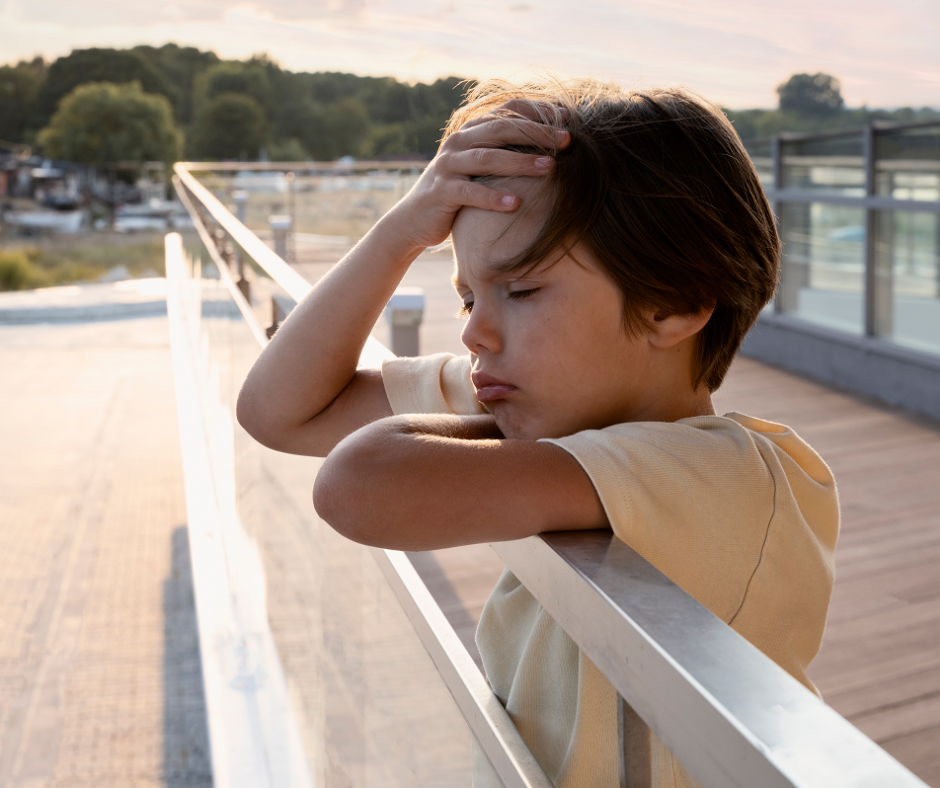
508, 288, 539, 301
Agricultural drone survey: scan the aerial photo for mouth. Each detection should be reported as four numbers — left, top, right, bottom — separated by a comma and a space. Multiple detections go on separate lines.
471, 371, 517, 403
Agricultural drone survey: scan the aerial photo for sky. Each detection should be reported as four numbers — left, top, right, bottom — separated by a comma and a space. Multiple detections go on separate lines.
1, 0, 939, 109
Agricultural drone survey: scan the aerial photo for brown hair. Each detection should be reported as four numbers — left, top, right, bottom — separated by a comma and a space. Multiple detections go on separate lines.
443, 79, 780, 392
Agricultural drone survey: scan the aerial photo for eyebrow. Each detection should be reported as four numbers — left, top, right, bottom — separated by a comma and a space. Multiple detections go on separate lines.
451, 256, 531, 292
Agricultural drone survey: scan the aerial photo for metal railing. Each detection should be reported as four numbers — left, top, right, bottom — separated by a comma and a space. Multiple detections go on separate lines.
170, 160, 929, 788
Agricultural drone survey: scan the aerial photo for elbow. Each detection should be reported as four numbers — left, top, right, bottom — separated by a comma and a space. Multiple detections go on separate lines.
236, 383, 326, 456
312, 425, 405, 547
313, 435, 377, 545
235, 385, 263, 441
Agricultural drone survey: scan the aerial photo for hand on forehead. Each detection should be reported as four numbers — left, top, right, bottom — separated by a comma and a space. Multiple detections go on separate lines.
452, 176, 553, 280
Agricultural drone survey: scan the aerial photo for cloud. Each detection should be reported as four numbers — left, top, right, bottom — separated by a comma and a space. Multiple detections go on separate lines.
5, 0, 367, 27
1, 0, 938, 107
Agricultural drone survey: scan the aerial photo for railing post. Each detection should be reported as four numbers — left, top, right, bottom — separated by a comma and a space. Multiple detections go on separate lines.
269, 214, 292, 262
618, 694, 652, 788
771, 135, 784, 313
864, 123, 892, 338
286, 172, 296, 265
232, 189, 249, 225
385, 288, 425, 357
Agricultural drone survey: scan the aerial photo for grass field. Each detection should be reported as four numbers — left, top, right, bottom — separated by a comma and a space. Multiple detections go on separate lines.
0, 231, 170, 291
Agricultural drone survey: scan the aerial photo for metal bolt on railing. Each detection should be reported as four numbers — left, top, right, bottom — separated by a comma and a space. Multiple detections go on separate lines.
385, 288, 425, 357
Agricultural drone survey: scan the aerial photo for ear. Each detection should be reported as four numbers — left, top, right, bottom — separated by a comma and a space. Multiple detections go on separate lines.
646, 306, 714, 350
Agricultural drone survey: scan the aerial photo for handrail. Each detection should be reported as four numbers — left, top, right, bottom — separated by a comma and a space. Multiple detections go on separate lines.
495, 532, 927, 788
173, 162, 929, 788
742, 117, 940, 146
762, 188, 940, 212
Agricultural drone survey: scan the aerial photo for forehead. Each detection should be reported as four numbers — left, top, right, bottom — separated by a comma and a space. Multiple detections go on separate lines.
451, 177, 549, 284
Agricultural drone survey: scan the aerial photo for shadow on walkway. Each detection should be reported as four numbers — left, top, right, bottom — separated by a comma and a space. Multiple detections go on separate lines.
164, 525, 213, 787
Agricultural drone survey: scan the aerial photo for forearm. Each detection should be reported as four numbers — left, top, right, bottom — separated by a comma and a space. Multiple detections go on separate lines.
236, 209, 421, 445
313, 415, 606, 550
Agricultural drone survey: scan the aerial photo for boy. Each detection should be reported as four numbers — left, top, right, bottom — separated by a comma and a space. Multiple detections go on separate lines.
237, 80, 839, 787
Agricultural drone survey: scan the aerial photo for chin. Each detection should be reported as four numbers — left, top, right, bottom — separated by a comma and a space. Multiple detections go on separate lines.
494, 412, 555, 442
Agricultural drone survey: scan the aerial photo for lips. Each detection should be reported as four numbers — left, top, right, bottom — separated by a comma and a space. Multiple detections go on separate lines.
471, 372, 517, 403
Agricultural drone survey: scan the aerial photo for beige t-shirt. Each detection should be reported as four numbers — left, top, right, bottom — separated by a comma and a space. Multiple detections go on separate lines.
382, 353, 840, 788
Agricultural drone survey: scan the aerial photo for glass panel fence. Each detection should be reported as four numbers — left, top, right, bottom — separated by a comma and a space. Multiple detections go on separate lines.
182, 246, 502, 787
777, 201, 865, 334
875, 124, 940, 201
194, 168, 423, 264
781, 132, 865, 195
873, 208, 940, 353
742, 138, 773, 190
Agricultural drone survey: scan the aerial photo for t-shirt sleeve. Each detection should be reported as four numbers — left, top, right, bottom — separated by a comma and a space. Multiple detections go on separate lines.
542, 417, 778, 622
545, 414, 838, 693
381, 352, 487, 416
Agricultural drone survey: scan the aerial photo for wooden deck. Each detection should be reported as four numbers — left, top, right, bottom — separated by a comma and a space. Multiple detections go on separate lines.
293, 252, 940, 784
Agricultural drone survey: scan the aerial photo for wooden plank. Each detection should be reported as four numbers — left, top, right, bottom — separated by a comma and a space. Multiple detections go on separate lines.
852, 691, 940, 744
825, 665, 940, 719
882, 726, 940, 782
822, 599, 940, 649
811, 648, 940, 698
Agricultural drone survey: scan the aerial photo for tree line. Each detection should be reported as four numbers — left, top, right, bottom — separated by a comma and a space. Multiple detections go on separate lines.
0, 44, 467, 164
1, 50, 937, 165
724, 72, 939, 139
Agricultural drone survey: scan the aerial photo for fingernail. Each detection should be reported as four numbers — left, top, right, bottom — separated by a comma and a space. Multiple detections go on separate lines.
501, 195, 516, 207
535, 156, 552, 169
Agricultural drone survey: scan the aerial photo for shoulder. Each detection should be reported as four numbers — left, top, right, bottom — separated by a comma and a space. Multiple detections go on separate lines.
541, 413, 839, 618
542, 414, 774, 491
545, 412, 835, 497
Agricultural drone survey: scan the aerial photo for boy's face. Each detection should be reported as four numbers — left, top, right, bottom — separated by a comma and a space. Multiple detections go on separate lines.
451, 183, 660, 441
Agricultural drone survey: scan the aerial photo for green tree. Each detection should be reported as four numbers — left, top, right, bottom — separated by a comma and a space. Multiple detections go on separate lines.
300, 96, 371, 160
0, 58, 45, 143
31, 48, 179, 130
268, 138, 308, 161
37, 81, 182, 163
194, 61, 273, 117
132, 44, 220, 124
190, 92, 268, 160
776, 73, 844, 117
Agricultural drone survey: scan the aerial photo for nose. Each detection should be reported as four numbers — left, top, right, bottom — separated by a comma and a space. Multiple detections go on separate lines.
461, 300, 503, 356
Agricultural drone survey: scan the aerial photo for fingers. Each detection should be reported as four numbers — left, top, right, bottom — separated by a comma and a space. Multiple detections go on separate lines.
443, 147, 555, 179
441, 179, 521, 213
461, 99, 570, 130
454, 114, 570, 153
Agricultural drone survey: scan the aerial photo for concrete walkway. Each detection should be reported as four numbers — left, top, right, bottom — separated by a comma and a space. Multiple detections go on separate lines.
0, 312, 211, 787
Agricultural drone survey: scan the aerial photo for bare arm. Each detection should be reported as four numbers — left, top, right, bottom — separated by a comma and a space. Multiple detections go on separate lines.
236, 106, 570, 457
312, 414, 608, 550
